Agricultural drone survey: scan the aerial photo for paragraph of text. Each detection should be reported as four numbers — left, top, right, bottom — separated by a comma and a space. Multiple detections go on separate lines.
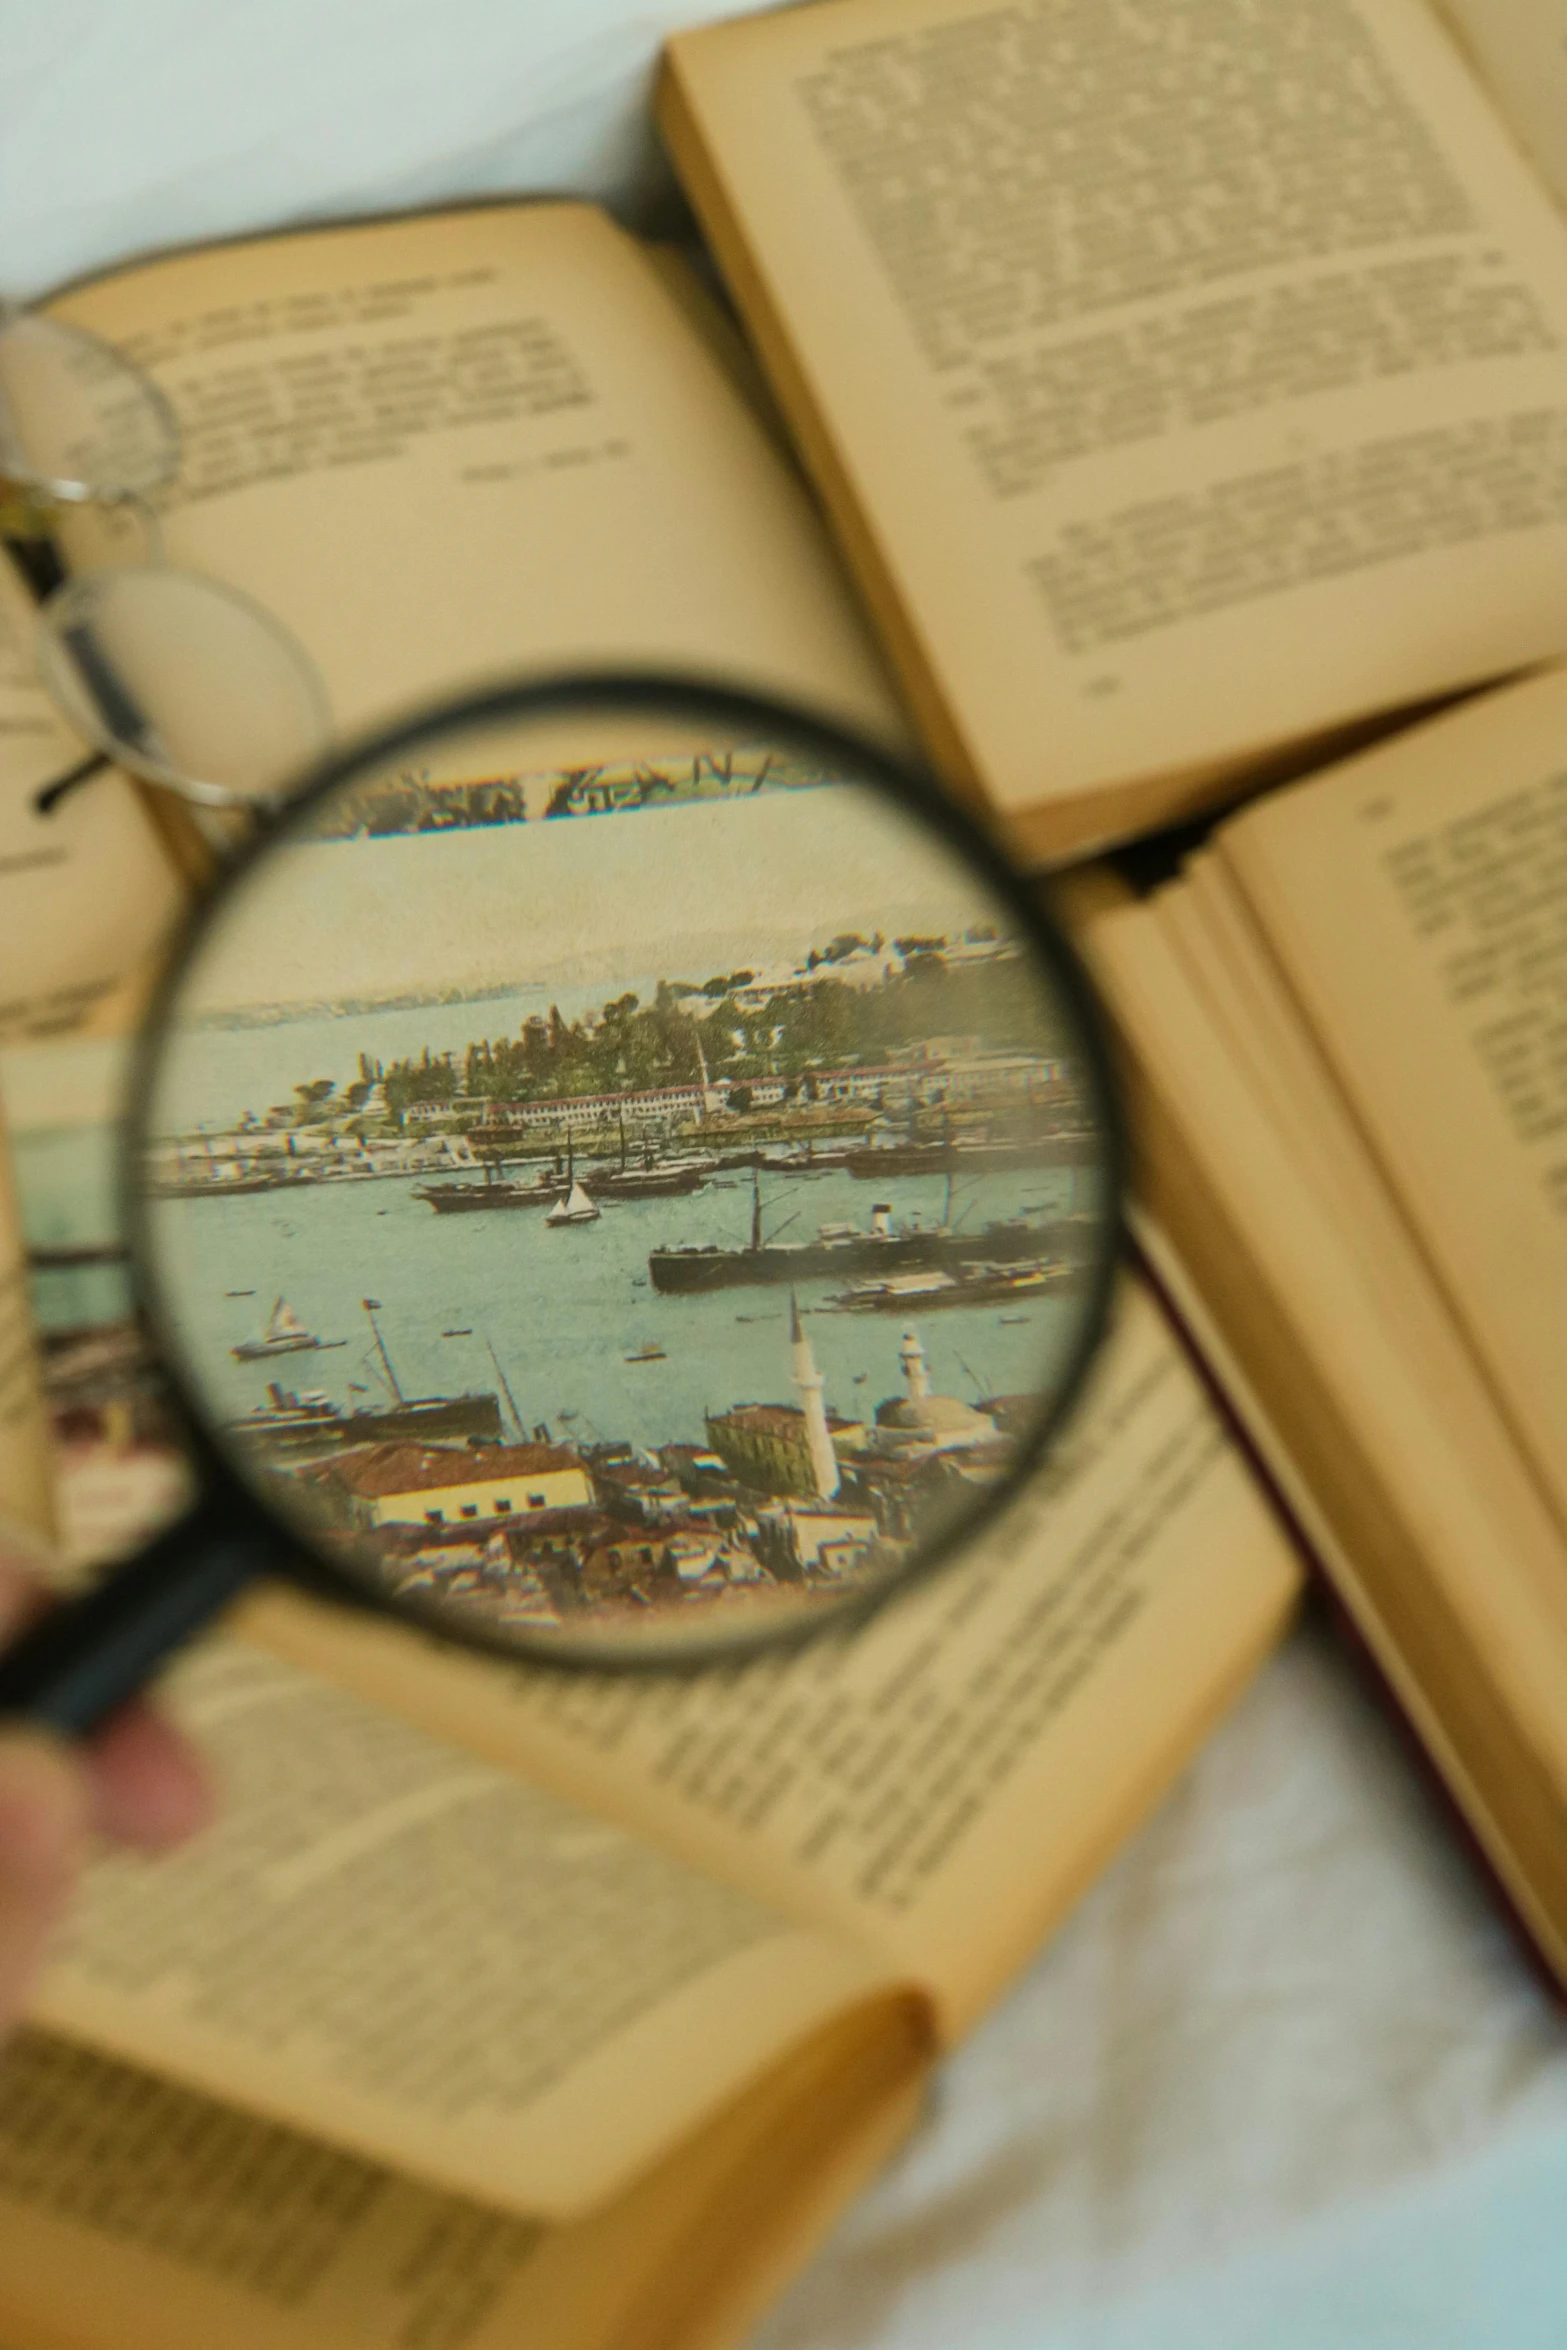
964, 258, 1556, 500
1383, 770, 1567, 1198
1028, 409, 1567, 652
798, 0, 1474, 373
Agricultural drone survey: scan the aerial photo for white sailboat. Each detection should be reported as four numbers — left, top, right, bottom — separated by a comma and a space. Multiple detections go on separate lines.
546, 1178, 600, 1227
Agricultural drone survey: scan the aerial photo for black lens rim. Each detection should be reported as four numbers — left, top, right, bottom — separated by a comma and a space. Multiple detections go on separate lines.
123, 668, 1127, 1671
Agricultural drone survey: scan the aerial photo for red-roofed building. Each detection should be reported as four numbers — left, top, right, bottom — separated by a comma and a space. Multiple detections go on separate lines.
325, 1440, 592, 1529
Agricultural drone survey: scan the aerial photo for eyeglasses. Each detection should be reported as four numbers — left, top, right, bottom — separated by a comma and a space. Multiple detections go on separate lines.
0, 301, 329, 813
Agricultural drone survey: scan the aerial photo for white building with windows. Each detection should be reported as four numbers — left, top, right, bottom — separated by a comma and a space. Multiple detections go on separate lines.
331, 1441, 592, 1529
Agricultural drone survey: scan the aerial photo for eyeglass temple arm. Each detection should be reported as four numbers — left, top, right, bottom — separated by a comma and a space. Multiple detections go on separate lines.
3, 515, 166, 779
1, 532, 101, 810
1, 536, 128, 811
35, 752, 109, 814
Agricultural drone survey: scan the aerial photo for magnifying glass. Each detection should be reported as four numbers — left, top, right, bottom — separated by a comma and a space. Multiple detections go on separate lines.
0, 674, 1122, 1725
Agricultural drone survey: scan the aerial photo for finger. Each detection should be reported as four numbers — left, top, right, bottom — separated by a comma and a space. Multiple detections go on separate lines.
84, 1702, 215, 1851
0, 1732, 90, 2028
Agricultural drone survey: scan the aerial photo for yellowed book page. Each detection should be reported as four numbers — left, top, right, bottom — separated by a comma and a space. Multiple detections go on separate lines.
241, 1275, 1302, 2041
1434, 0, 1567, 206
0, 1095, 54, 1549
45, 203, 907, 758
1216, 665, 1567, 1543
0, 2000, 926, 2350
1156, 848, 1567, 1647
643, 242, 802, 463
0, 559, 184, 1047
661, 0, 1567, 852
1160, 851, 1481, 1314
29, 1637, 905, 2224
1079, 890, 1567, 1973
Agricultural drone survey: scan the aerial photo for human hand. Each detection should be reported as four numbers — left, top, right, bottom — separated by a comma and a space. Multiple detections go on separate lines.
0, 1541, 212, 2038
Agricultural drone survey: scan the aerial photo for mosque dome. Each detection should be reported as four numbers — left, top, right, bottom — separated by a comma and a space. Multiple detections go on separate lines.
871, 1323, 997, 1452
874, 1391, 994, 1439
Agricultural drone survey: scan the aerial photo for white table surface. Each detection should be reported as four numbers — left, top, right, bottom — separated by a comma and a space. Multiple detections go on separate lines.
0, 0, 765, 298
6, 8, 1567, 2340
755, 1615, 1567, 2349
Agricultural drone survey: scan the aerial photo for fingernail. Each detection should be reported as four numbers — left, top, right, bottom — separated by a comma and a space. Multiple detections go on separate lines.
0, 1733, 90, 1888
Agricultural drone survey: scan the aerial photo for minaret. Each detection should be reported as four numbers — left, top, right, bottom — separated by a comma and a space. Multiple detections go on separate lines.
899, 1325, 932, 1401
790, 1292, 840, 1498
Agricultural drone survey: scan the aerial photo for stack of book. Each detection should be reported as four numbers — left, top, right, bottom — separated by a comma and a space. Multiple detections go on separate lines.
1, 0, 1565, 2341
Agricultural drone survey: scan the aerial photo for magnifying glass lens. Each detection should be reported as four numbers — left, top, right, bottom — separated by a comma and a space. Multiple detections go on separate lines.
134, 686, 1117, 1667
0, 311, 178, 501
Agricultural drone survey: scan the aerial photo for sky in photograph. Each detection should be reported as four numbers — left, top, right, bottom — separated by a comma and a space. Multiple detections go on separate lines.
179, 781, 1014, 1014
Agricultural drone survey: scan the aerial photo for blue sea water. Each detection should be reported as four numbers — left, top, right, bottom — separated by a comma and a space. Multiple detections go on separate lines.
144, 1163, 1089, 1456
11, 1120, 133, 1333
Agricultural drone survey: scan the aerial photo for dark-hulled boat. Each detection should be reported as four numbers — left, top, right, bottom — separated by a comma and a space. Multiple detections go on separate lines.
824, 1259, 1065, 1312
414, 1166, 563, 1213
648, 1167, 1072, 1294
228, 1381, 503, 1453
589, 1159, 708, 1199
844, 1129, 1099, 1177
416, 1123, 708, 1212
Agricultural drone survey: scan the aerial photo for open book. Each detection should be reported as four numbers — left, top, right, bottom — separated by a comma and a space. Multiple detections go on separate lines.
1072, 663, 1567, 1986
36, 201, 907, 773
659, 0, 1567, 862
0, 1228, 1301, 2349
0, 192, 1301, 2349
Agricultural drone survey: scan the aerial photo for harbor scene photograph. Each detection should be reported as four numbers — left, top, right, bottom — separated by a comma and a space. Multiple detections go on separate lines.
137, 739, 1108, 1638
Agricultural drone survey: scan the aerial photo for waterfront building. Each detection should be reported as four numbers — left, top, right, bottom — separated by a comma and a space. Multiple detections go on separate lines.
704, 1401, 868, 1498
145, 1129, 476, 1187
403, 1049, 1070, 1140
575, 1520, 773, 1606
663, 1529, 772, 1587
659, 1443, 739, 1494
729, 940, 898, 1009
327, 1439, 592, 1529
391, 1534, 559, 1627
838, 1451, 930, 1540
807, 1066, 915, 1109
590, 1454, 689, 1524
724, 1075, 790, 1109
765, 1499, 879, 1576
467, 1081, 714, 1136
403, 1096, 489, 1126
706, 1297, 868, 1498
886, 1037, 1067, 1107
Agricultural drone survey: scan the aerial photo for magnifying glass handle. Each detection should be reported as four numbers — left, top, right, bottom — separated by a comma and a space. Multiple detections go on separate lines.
2, 529, 65, 602
0, 1495, 270, 1738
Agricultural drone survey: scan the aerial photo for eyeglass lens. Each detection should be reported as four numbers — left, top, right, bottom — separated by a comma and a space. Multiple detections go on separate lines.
1, 308, 328, 808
